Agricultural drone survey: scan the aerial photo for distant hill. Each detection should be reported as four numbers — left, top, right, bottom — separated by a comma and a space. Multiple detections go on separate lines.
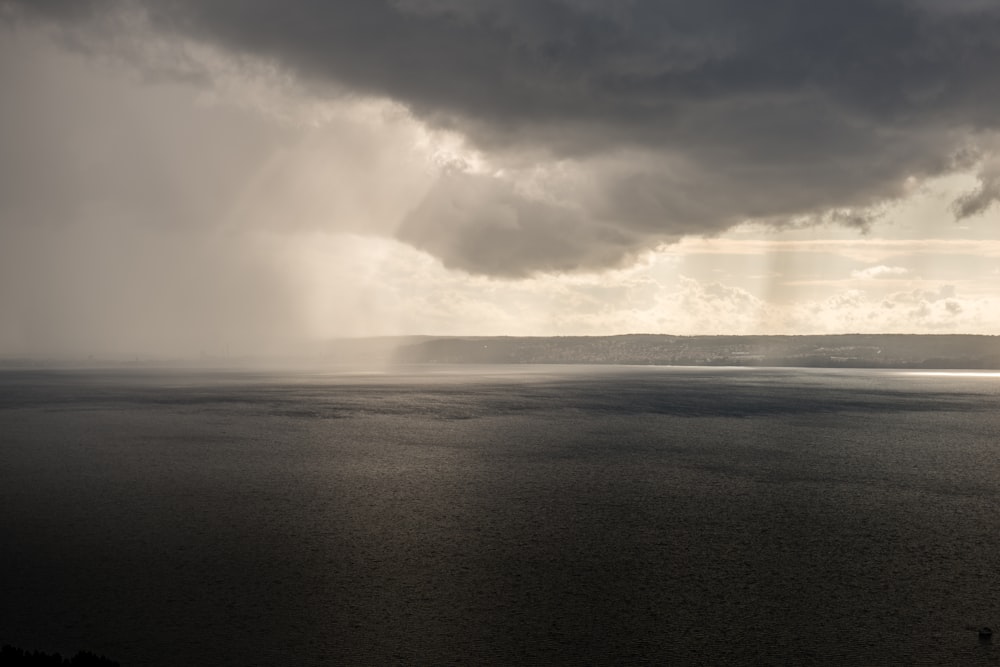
329, 334, 1000, 369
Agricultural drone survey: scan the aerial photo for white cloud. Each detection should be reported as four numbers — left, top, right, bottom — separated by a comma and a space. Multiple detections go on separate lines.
851, 265, 909, 280
674, 237, 1000, 263
784, 284, 995, 334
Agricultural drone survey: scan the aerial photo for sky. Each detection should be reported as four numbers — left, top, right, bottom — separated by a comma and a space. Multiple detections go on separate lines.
2, 0, 999, 358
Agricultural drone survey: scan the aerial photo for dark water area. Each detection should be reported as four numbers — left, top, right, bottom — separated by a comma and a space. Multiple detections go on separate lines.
2, 365, 1000, 665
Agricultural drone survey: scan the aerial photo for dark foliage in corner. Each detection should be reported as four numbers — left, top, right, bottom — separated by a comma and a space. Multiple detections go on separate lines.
0, 645, 120, 667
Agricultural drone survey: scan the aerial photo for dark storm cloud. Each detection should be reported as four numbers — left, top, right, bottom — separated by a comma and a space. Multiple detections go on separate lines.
5, 0, 1000, 275
130, 0, 1000, 142
2, 0, 112, 21
952, 152, 1000, 219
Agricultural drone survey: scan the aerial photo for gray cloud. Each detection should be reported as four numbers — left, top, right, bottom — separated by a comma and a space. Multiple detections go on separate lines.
397, 171, 644, 276
5, 0, 1000, 277
953, 154, 1000, 219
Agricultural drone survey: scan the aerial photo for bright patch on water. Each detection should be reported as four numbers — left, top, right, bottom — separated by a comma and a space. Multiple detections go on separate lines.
901, 371, 1000, 378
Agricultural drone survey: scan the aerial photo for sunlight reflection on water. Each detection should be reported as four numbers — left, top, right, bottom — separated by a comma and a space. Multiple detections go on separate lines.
901, 371, 1000, 378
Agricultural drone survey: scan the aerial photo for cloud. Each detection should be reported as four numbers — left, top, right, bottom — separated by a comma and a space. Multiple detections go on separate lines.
953, 153, 1000, 219
4, 0, 1000, 279
396, 169, 647, 276
785, 283, 988, 333
675, 238, 1000, 263
851, 265, 909, 280
3, 0, 1000, 276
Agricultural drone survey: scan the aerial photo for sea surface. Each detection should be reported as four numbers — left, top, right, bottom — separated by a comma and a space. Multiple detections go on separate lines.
1, 365, 999, 666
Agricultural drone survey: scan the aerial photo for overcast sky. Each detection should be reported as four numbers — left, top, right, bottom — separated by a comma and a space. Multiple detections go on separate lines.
2, 0, 999, 357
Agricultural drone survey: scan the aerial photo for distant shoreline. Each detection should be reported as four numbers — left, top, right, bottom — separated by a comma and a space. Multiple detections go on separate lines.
7, 333, 997, 370
339, 333, 1000, 370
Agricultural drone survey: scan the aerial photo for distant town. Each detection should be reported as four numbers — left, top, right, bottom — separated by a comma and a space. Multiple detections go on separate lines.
330, 334, 1000, 369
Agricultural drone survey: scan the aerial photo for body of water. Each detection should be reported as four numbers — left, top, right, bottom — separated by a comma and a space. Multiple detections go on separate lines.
2, 365, 999, 665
